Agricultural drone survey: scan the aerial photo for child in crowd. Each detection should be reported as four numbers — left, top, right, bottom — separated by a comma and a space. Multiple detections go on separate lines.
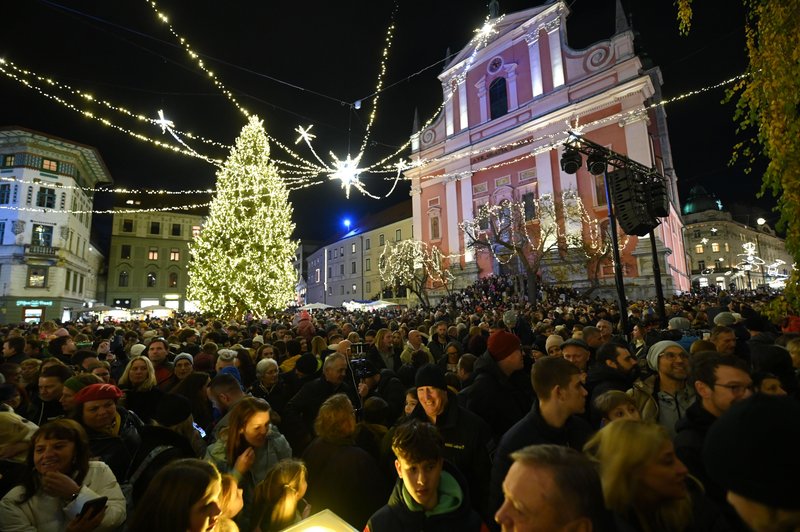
594, 390, 641, 426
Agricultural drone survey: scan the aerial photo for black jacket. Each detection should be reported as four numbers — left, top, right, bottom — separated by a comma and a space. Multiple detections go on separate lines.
457, 352, 532, 439
26, 398, 65, 426
84, 406, 143, 482
488, 402, 593, 520
284, 377, 357, 452
366, 345, 402, 373
368, 369, 406, 425
366, 461, 484, 532
585, 363, 635, 426
674, 401, 719, 502
128, 425, 196, 504
120, 386, 163, 424
748, 333, 797, 394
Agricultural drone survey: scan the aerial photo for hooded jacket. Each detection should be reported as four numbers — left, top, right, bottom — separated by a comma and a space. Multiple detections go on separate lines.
365, 461, 485, 532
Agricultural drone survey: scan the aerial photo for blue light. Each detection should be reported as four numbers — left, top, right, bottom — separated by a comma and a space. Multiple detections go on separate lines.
343, 218, 351, 228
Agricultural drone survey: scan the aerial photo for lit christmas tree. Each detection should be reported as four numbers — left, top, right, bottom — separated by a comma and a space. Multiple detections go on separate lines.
187, 116, 298, 318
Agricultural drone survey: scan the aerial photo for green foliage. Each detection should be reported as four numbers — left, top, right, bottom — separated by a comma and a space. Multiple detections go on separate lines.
187, 116, 298, 318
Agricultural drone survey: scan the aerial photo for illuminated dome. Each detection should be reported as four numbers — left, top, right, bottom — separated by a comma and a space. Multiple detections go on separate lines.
682, 185, 723, 216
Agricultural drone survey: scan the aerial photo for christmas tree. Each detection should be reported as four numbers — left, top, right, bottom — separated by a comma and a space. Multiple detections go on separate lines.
187, 116, 298, 318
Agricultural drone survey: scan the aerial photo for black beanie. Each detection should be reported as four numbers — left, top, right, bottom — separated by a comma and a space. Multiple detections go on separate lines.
415, 363, 447, 391
153, 393, 192, 427
703, 394, 800, 510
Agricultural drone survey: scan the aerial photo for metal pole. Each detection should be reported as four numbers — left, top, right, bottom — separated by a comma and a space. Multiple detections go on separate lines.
603, 170, 629, 337
649, 231, 668, 328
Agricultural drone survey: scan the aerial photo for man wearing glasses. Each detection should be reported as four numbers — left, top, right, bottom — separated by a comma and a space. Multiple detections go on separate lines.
675, 354, 752, 524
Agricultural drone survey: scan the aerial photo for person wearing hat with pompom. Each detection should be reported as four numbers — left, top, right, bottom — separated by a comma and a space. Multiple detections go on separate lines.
458, 330, 531, 440
72, 383, 143, 482
401, 363, 493, 520
704, 394, 800, 531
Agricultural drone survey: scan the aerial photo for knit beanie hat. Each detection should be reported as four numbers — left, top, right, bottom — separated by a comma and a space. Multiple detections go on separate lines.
193, 352, 215, 373
130, 344, 147, 357
502, 310, 518, 328
646, 340, 686, 371
713, 312, 736, 327
153, 393, 192, 427
64, 376, 92, 393
704, 394, 800, 510
295, 353, 319, 375
487, 330, 521, 361
668, 317, 691, 331
415, 364, 447, 391
545, 335, 564, 352
174, 353, 194, 366
74, 383, 123, 404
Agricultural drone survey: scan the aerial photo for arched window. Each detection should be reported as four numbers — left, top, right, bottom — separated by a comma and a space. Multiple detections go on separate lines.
118, 271, 129, 287
146, 272, 157, 287
169, 272, 178, 288
489, 78, 508, 120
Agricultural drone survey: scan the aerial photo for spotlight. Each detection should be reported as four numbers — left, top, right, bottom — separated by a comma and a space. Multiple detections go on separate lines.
560, 147, 582, 174
586, 152, 607, 175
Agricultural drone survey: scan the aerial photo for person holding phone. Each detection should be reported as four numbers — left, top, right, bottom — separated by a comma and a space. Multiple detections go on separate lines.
0, 418, 126, 531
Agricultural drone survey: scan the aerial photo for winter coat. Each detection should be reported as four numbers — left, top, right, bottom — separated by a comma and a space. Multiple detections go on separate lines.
488, 401, 593, 518
83, 406, 143, 483
249, 378, 292, 423
628, 374, 694, 439
400, 342, 433, 365
458, 352, 532, 439
368, 369, 406, 424
366, 344, 402, 373
365, 461, 486, 532
0, 461, 126, 532
205, 424, 292, 532
302, 436, 389, 529
26, 398, 64, 426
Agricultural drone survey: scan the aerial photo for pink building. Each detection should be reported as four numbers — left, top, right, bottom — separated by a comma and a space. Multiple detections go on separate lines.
405, 1, 691, 299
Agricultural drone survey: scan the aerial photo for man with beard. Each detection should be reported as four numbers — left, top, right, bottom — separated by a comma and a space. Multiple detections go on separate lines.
586, 342, 638, 427
629, 340, 695, 438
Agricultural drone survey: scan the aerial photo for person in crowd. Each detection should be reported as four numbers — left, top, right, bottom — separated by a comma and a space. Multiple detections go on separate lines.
459, 329, 531, 439
704, 395, 800, 531
367, 419, 484, 531
367, 328, 402, 372
585, 419, 727, 531
283, 352, 357, 452
217, 473, 244, 532
593, 390, 641, 427
746, 315, 796, 395
209, 372, 247, 438
437, 341, 463, 373
402, 387, 418, 419
752, 371, 787, 395
581, 327, 603, 353
72, 383, 142, 483
28, 363, 71, 425
87, 361, 113, 384
253, 458, 309, 532
495, 444, 609, 532
0, 419, 126, 531
3, 336, 27, 365
428, 321, 451, 361
545, 334, 564, 357
357, 360, 406, 425
302, 393, 388, 528
629, 340, 695, 438
160, 352, 194, 391
489, 356, 593, 518
561, 338, 592, 372
172, 371, 214, 435
586, 342, 638, 426
0, 411, 37, 498
401, 363, 493, 519
178, 329, 201, 356
400, 330, 433, 364
19, 358, 41, 395
117, 356, 163, 423
146, 338, 174, 389
127, 393, 200, 505
48, 335, 78, 365
251, 358, 291, 423
710, 326, 738, 356
127, 458, 223, 532
60, 374, 102, 415
205, 396, 292, 531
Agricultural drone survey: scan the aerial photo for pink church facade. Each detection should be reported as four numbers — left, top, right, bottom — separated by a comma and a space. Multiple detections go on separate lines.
405, 2, 691, 299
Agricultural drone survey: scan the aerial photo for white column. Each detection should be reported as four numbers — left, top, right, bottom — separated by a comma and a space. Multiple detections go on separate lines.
535, 150, 554, 197
547, 23, 565, 88
459, 173, 474, 262
505, 64, 519, 110
444, 83, 454, 136
526, 35, 543, 98
411, 184, 422, 245
475, 78, 488, 123
458, 80, 468, 131
445, 177, 459, 255
622, 117, 652, 166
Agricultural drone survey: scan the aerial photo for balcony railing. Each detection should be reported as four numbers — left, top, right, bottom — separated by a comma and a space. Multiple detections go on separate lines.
25, 244, 59, 256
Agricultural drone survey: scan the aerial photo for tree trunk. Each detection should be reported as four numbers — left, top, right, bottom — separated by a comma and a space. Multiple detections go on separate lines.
526, 268, 538, 307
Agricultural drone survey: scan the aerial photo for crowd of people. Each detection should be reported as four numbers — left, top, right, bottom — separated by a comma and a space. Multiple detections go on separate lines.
0, 275, 798, 531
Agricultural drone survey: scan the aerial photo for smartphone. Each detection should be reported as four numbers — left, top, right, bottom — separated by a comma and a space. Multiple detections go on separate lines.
193, 421, 207, 439
78, 496, 108, 518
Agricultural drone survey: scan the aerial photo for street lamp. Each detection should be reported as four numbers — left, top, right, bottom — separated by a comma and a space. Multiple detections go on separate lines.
756, 218, 766, 286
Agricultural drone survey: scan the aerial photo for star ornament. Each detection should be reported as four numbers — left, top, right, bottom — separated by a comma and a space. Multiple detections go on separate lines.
329, 153, 365, 199
155, 109, 174, 134
295, 125, 316, 145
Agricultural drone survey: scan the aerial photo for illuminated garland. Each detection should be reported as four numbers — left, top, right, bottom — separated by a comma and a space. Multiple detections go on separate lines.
378, 239, 456, 290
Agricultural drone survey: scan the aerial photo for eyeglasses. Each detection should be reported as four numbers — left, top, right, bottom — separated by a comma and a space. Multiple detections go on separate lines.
714, 382, 754, 395
660, 351, 689, 361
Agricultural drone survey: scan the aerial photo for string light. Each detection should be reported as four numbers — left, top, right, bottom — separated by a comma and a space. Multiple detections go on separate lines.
378, 239, 457, 291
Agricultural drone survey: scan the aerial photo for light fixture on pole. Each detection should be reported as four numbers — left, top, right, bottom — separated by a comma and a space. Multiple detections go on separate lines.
586, 152, 607, 175
560, 146, 582, 174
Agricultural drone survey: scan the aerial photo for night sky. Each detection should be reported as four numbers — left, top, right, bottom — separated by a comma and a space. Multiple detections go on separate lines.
1, 0, 774, 253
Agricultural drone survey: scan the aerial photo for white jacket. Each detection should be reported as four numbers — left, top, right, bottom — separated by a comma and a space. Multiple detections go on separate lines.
0, 461, 126, 532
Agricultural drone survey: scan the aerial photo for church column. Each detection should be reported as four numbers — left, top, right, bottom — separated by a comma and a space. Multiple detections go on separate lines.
546, 19, 565, 89
525, 32, 543, 98
445, 176, 459, 255
459, 172, 474, 262
458, 79, 468, 131
411, 183, 422, 244
444, 82, 455, 136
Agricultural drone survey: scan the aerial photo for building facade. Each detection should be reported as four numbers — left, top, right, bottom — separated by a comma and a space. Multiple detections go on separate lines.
682, 186, 793, 290
305, 202, 413, 307
0, 127, 111, 324
106, 210, 203, 311
404, 2, 690, 300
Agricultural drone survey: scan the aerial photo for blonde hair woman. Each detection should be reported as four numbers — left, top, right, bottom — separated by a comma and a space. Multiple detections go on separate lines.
253, 459, 309, 531
584, 420, 725, 531
117, 357, 162, 423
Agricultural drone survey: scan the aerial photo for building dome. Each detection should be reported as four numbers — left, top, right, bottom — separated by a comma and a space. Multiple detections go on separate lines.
682, 185, 723, 216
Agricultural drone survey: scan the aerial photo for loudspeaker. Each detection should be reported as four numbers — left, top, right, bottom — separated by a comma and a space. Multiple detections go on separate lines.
646, 176, 670, 218
608, 169, 656, 236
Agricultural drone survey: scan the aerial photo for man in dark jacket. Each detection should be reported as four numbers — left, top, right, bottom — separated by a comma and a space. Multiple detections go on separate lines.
357, 361, 406, 425
675, 353, 752, 528
586, 342, 637, 426
27, 364, 70, 425
458, 330, 532, 439
488, 356, 593, 522
367, 420, 484, 532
